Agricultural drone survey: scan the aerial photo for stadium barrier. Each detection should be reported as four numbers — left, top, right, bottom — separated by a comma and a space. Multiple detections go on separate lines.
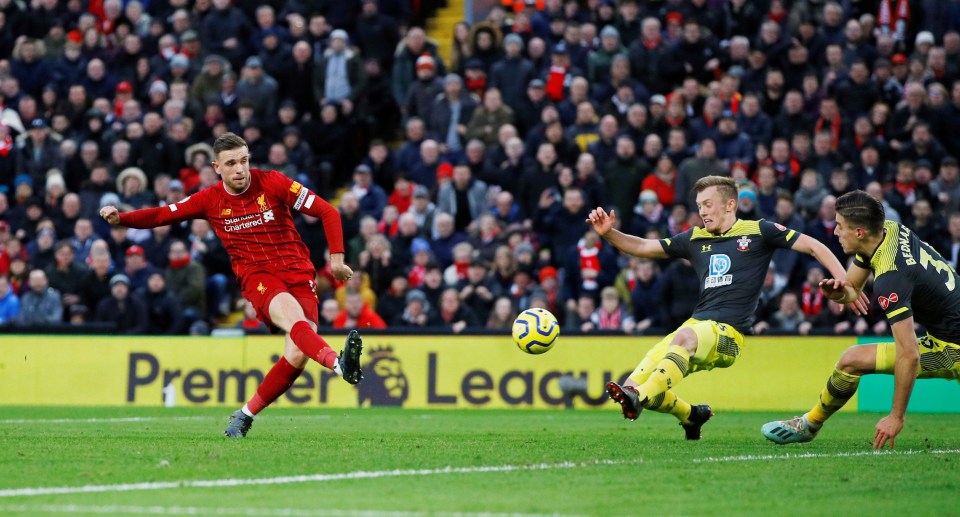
2, 335, 956, 412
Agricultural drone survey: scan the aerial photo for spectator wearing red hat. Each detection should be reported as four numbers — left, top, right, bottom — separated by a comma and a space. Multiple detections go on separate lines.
663, 11, 685, 44
123, 244, 158, 293
392, 28, 446, 107
435, 161, 454, 188
404, 53, 443, 119
536, 265, 561, 316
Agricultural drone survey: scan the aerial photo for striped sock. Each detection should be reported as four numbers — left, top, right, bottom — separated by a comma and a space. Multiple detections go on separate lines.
643, 389, 693, 423
806, 368, 861, 426
637, 345, 690, 403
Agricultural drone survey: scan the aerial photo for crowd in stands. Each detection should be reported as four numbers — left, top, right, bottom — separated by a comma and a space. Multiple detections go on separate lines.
1, 0, 960, 336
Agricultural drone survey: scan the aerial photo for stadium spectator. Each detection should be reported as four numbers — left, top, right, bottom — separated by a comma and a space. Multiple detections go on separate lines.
334, 290, 387, 329
394, 288, 431, 327
0, 274, 20, 326
94, 273, 148, 334
139, 272, 185, 335
378, 274, 409, 320
457, 257, 499, 322
351, 164, 388, 220
15, 268, 62, 326
591, 285, 635, 333
359, 234, 399, 295
431, 287, 481, 332
437, 164, 488, 233
164, 239, 207, 322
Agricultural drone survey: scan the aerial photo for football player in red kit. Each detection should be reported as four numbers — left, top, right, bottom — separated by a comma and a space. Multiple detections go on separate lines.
101, 132, 363, 438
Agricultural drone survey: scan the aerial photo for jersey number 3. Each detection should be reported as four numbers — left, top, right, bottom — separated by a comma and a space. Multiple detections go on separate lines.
919, 247, 956, 291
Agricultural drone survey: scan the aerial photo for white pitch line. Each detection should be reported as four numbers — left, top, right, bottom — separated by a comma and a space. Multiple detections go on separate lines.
2, 449, 957, 500
0, 504, 584, 517
693, 448, 960, 463
0, 415, 333, 425
0, 460, 638, 498
0, 416, 214, 424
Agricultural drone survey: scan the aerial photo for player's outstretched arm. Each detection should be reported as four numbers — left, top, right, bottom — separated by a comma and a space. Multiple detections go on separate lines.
874, 317, 919, 449
100, 194, 204, 229
585, 207, 669, 259
793, 234, 869, 314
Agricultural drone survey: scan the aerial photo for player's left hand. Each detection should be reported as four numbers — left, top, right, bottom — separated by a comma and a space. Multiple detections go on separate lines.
873, 414, 904, 449
331, 263, 353, 283
848, 290, 870, 316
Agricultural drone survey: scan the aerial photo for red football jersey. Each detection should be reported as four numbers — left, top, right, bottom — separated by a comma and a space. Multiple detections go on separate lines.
119, 169, 344, 285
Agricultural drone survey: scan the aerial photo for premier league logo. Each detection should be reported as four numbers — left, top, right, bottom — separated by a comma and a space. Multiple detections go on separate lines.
737, 236, 751, 251
357, 346, 409, 407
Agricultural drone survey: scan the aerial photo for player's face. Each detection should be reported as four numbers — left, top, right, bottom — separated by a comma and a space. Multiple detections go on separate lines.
696, 186, 736, 234
213, 146, 251, 194
833, 214, 860, 254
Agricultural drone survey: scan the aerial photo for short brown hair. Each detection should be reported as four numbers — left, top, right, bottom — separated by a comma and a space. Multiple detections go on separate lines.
213, 132, 247, 157
836, 190, 885, 235
693, 175, 738, 202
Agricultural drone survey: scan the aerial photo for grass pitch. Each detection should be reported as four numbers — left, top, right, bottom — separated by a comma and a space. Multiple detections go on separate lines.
0, 407, 957, 516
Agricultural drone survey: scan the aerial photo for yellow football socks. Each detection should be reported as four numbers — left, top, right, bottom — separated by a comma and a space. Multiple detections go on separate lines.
637, 345, 690, 403
643, 389, 693, 423
807, 368, 861, 425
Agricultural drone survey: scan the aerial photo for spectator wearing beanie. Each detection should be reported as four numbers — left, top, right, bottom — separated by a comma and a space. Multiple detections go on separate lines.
489, 33, 536, 113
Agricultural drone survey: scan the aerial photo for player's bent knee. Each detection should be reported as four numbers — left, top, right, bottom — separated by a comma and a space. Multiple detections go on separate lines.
671, 328, 699, 355
836, 345, 874, 375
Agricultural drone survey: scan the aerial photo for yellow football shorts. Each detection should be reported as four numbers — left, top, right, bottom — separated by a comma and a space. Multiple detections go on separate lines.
628, 318, 745, 384
875, 334, 960, 380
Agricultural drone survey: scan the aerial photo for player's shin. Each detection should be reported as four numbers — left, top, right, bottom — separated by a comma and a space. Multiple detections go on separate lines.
806, 368, 861, 426
636, 345, 690, 403
245, 356, 305, 415
290, 320, 339, 369
643, 389, 693, 422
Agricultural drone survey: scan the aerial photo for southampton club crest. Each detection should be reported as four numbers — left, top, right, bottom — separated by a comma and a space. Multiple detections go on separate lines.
357, 346, 409, 407
737, 236, 751, 251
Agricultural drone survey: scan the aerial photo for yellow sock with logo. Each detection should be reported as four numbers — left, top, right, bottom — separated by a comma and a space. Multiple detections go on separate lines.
627, 356, 659, 385
643, 389, 693, 422
806, 368, 861, 425
637, 345, 689, 403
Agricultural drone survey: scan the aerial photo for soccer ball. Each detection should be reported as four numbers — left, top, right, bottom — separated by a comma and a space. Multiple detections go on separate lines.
512, 308, 560, 354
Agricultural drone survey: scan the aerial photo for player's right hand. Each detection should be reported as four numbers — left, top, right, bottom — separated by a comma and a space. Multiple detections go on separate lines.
586, 207, 615, 236
331, 263, 353, 283
99, 205, 120, 225
820, 279, 869, 315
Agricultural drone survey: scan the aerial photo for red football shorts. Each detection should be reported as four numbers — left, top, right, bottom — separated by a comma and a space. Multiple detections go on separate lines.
242, 270, 319, 330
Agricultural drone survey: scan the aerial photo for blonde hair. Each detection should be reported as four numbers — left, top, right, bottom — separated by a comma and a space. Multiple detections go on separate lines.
692, 175, 738, 202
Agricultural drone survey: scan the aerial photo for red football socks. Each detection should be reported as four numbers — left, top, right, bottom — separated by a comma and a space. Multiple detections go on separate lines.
247, 356, 303, 415
290, 320, 338, 369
